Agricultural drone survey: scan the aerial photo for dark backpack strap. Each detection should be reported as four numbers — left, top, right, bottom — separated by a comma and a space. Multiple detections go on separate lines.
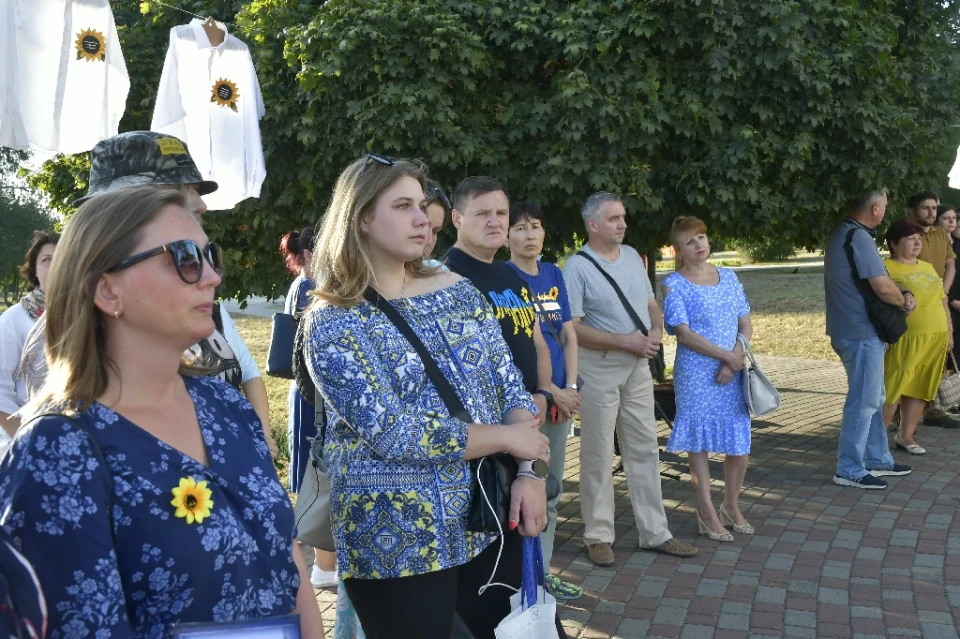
575, 250, 649, 335
362, 288, 471, 422
843, 226, 882, 300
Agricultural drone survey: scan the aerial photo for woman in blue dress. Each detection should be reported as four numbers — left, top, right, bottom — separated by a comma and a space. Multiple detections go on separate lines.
305, 156, 553, 638
0, 187, 324, 638
662, 216, 754, 543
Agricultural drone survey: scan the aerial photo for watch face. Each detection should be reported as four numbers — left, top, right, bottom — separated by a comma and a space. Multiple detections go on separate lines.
532, 459, 549, 478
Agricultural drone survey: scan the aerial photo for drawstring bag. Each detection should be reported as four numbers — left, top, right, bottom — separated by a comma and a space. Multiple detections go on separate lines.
494, 537, 560, 639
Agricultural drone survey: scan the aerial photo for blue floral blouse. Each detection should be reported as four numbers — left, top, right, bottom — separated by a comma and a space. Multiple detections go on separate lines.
305, 278, 536, 580
0, 376, 299, 638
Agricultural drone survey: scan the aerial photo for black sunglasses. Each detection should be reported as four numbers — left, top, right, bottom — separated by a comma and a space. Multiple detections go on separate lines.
426, 182, 452, 211
359, 153, 395, 176
108, 239, 223, 284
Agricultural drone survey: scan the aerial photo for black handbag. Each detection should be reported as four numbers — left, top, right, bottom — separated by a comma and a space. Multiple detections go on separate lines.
575, 250, 667, 382
843, 228, 907, 344
363, 289, 520, 534
266, 312, 297, 379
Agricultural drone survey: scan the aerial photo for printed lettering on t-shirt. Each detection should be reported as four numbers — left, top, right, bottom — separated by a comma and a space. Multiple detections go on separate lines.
488, 287, 536, 337
533, 287, 563, 323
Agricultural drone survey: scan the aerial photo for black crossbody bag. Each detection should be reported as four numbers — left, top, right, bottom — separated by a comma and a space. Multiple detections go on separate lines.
575, 251, 667, 382
843, 228, 907, 344
363, 289, 517, 534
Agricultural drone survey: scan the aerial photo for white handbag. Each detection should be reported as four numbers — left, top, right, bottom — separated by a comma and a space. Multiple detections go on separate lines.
737, 334, 781, 418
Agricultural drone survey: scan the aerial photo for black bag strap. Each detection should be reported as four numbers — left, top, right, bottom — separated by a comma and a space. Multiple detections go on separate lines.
362, 289, 471, 422
843, 226, 885, 300
575, 250, 649, 335
530, 299, 562, 343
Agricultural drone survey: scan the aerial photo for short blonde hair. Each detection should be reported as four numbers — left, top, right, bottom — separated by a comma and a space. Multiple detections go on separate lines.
311, 157, 435, 308
668, 216, 709, 269
28, 187, 200, 415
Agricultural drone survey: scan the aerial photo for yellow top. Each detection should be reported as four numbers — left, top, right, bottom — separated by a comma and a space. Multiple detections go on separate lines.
884, 258, 947, 334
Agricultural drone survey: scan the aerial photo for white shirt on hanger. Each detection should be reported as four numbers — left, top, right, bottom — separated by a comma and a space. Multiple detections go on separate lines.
0, 0, 129, 154
151, 19, 266, 211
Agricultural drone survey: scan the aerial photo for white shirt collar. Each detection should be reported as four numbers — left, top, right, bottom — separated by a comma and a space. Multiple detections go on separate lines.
189, 18, 229, 50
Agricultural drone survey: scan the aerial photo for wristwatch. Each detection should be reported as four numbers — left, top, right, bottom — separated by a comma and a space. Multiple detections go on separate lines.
564, 383, 578, 391
533, 389, 554, 409
518, 459, 549, 479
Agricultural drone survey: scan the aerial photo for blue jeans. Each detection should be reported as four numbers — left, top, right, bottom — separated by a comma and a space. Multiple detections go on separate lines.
831, 337, 896, 479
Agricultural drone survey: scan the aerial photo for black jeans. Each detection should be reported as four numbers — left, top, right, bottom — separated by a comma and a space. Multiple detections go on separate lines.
343, 531, 567, 639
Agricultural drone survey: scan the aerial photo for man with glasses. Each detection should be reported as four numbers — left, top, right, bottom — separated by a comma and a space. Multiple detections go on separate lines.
16, 131, 277, 456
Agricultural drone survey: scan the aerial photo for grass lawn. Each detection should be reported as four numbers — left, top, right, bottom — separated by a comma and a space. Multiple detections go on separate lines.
232, 264, 831, 470
657, 266, 832, 362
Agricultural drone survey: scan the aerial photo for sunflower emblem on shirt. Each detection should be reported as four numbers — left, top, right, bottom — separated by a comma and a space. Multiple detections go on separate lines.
75, 28, 106, 62
211, 78, 239, 112
170, 477, 214, 524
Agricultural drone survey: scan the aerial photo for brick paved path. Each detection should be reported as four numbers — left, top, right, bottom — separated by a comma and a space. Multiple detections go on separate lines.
315, 354, 960, 638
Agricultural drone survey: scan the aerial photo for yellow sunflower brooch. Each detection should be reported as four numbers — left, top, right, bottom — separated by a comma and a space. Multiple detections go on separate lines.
76, 28, 106, 62
210, 78, 239, 112
170, 477, 214, 524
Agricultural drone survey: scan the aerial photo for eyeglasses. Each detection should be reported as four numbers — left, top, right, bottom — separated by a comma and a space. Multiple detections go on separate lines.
108, 239, 223, 284
426, 182, 451, 211
359, 153, 395, 176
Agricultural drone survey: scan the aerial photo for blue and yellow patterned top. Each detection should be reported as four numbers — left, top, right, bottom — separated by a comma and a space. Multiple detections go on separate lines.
305, 278, 536, 580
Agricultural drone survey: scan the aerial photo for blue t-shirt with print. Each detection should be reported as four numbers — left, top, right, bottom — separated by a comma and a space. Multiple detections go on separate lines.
507, 260, 573, 388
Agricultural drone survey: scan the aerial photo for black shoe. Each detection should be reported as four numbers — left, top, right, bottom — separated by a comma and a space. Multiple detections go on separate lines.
832, 474, 887, 489
868, 463, 912, 477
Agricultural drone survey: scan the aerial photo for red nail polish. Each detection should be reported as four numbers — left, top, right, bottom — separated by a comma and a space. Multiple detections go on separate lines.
508, 520, 517, 531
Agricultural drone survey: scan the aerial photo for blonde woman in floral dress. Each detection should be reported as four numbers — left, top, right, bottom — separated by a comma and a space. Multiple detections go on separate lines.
881, 219, 951, 455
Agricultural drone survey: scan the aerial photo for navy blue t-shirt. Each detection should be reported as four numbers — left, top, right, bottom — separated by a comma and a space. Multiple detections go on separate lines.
507, 260, 573, 388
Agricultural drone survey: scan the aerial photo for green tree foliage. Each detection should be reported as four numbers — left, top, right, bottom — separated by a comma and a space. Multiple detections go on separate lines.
0, 196, 57, 302
27, 0, 960, 300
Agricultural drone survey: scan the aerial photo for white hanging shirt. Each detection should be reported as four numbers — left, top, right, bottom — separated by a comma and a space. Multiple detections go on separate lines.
0, 0, 129, 154
151, 20, 266, 211
950, 147, 960, 190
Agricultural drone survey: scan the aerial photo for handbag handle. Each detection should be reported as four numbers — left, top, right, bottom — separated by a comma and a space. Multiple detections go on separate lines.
362, 288, 472, 423
736, 334, 759, 370
950, 351, 960, 374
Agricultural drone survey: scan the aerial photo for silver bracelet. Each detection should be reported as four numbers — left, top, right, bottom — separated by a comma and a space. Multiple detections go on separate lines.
515, 471, 545, 482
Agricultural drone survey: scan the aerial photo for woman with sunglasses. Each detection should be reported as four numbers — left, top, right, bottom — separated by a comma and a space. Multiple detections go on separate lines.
305, 155, 553, 638
0, 187, 325, 638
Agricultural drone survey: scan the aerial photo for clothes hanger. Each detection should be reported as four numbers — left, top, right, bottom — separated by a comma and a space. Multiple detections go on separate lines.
202, 15, 225, 47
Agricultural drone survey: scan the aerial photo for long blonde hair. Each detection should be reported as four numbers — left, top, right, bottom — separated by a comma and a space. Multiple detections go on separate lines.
28, 187, 198, 416
311, 156, 435, 308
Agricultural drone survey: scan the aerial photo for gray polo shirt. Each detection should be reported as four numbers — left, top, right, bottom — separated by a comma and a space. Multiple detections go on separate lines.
824, 218, 887, 340
563, 244, 654, 334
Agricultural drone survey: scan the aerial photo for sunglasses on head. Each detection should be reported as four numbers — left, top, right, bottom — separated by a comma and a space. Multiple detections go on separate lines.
359, 153, 395, 176
426, 182, 451, 211
108, 239, 223, 284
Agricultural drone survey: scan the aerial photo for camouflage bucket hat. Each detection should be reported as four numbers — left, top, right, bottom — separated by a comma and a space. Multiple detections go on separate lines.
74, 131, 218, 206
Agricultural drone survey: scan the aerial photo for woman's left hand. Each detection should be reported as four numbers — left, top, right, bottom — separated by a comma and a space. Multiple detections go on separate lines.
715, 363, 735, 385
509, 476, 547, 537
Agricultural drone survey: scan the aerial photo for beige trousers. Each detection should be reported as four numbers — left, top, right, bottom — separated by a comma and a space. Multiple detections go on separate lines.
578, 347, 672, 548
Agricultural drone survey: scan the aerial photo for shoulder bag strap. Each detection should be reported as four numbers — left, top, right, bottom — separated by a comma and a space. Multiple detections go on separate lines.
531, 298, 562, 343
575, 250, 649, 335
843, 227, 882, 301
22, 412, 115, 532
736, 334, 759, 369
362, 289, 471, 422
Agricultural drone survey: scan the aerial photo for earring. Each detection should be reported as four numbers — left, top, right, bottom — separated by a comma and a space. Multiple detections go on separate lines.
113, 310, 120, 319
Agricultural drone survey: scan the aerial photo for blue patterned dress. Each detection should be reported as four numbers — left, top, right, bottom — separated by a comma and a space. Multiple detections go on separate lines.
0, 376, 300, 638
663, 267, 752, 455
304, 278, 536, 581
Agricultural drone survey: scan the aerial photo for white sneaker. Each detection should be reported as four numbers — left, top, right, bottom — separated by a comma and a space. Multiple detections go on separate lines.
310, 565, 338, 588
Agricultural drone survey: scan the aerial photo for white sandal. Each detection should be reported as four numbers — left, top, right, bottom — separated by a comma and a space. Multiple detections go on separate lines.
894, 433, 925, 455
